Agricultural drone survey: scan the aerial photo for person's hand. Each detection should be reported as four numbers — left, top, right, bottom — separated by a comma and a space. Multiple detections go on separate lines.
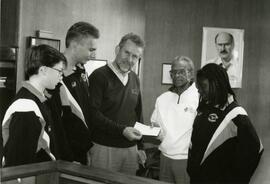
137, 150, 147, 167
151, 122, 163, 140
150, 121, 159, 128
157, 129, 164, 141
123, 127, 142, 141
72, 161, 81, 165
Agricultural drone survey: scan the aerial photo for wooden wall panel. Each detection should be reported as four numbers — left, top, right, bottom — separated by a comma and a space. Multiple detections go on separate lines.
0, 0, 1, 44
0, 0, 20, 46
16, 0, 145, 89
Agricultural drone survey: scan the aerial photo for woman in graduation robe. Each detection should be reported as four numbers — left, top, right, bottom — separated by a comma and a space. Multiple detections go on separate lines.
187, 63, 263, 184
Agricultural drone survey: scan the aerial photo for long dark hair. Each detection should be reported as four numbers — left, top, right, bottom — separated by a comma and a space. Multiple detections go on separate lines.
196, 63, 235, 107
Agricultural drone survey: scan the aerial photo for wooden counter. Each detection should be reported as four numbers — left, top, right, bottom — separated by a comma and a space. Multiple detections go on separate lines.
1, 160, 168, 184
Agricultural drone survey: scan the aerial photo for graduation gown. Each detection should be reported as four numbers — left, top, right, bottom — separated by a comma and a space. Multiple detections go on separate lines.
187, 97, 263, 184
47, 65, 92, 165
2, 83, 55, 167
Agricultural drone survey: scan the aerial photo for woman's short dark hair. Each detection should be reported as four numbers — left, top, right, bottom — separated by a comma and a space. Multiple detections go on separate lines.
25, 44, 67, 79
196, 63, 235, 107
65, 21, 100, 48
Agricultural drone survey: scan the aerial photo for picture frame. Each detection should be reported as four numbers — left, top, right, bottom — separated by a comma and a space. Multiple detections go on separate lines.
161, 63, 172, 85
28, 36, 61, 51
201, 27, 244, 88
132, 58, 141, 77
84, 59, 107, 77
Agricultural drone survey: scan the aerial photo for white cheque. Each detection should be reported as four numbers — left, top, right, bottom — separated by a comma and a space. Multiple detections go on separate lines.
134, 122, 161, 136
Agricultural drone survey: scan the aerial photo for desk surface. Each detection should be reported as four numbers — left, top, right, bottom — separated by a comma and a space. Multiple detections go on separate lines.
1, 160, 168, 184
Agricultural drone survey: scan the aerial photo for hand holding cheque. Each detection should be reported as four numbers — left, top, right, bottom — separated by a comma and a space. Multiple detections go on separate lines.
134, 122, 161, 136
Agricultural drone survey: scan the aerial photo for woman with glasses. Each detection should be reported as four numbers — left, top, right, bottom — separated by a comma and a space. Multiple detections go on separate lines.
2, 44, 66, 167
187, 63, 263, 184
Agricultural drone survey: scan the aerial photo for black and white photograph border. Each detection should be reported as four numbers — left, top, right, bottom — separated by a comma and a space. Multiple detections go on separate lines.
201, 27, 244, 88
161, 63, 172, 85
84, 59, 107, 77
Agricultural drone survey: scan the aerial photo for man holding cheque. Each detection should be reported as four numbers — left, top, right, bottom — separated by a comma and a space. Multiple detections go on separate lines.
88, 33, 146, 175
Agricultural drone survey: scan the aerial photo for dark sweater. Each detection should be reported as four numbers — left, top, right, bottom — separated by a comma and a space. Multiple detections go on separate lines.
88, 65, 143, 148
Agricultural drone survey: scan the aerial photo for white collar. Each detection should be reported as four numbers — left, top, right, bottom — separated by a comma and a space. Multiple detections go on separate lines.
108, 62, 129, 86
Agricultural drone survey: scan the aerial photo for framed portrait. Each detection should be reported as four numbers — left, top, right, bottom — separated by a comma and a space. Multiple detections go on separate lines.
84, 59, 107, 77
201, 27, 244, 88
28, 36, 61, 51
161, 63, 172, 85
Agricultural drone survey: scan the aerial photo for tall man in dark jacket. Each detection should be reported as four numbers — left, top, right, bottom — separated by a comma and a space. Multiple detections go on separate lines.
47, 22, 99, 165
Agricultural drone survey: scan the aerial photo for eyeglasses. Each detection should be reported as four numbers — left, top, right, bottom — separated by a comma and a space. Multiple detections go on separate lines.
170, 69, 187, 76
48, 67, 63, 75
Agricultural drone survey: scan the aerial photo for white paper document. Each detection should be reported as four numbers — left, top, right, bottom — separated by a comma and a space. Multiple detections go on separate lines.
134, 122, 161, 136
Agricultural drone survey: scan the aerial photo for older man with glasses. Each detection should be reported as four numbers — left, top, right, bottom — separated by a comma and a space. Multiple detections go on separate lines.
151, 56, 199, 184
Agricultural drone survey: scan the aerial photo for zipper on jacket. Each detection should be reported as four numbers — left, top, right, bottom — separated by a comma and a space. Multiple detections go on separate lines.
177, 94, 180, 104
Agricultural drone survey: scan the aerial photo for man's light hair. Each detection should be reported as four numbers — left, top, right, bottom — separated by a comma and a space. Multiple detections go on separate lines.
118, 33, 145, 49
214, 32, 234, 45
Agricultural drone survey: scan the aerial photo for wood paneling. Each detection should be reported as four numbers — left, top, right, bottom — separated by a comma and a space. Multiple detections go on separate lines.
0, 0, 1, 44
0, 0, 20, 46
15, 0, 145, 89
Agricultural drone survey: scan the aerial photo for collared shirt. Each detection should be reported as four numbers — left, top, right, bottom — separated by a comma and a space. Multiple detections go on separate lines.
22, 81, 46, 103
207, 57, 242, 88
108, 62, 129, 86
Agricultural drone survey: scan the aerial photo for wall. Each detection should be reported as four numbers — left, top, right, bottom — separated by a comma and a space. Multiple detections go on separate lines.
1, 0, 20, 46
0, 0, 1, 44
15, 0, 145, 89
142, 0, 270, 183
